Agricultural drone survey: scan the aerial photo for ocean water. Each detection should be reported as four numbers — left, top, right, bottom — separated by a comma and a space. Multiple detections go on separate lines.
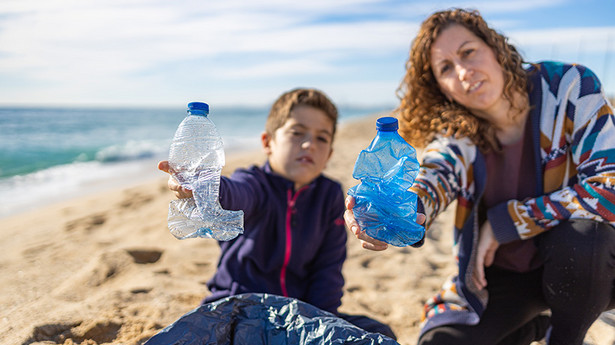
0, 105, 386, 218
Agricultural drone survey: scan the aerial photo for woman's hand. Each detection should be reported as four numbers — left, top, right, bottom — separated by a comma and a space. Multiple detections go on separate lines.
344, 196, 426, 251
157, 161, 193, 199
473, 221, 500, 290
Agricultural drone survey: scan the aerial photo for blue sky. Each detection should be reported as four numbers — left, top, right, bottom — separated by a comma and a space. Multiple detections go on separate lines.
0, 0, 613, 108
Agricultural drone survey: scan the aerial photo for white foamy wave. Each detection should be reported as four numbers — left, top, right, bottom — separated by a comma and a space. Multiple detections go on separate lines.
95, 140, 169, 162
222, 135, 260, 153
0, 157, 164, 219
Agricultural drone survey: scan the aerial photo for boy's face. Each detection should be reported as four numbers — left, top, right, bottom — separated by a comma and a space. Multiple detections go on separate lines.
262, 105, 334, 190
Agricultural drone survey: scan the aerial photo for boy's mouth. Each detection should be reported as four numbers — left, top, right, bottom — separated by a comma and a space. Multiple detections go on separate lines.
297, 155, 314, 164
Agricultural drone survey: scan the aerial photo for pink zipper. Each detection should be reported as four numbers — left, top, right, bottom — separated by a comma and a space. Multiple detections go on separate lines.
280, 186, 307, 297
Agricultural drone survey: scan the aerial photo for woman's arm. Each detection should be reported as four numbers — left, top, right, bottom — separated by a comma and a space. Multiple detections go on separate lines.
490, 65, 615, 244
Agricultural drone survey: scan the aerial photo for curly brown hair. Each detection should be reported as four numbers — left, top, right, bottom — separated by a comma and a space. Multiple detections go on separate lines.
396, 8, 528, 152
265, 88, 338, 140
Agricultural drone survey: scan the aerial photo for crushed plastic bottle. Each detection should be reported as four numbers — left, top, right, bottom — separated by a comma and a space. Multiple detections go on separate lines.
167, 102, 244, 241
347, 116, 424, 247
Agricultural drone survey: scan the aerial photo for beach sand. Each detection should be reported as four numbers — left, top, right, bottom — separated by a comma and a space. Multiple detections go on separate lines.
1, 114, 613, 345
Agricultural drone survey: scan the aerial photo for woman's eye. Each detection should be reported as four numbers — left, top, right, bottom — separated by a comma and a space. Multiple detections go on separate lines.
462, 48, 474, 57
439, 64, 451, 75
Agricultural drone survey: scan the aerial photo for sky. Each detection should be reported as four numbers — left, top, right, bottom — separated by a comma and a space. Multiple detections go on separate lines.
0, 0, 614, 109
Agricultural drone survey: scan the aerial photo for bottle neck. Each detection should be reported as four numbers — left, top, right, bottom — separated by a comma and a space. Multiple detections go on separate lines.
376, 130, 399, 138
368, 129, 399, 150
188, 110, 208, 117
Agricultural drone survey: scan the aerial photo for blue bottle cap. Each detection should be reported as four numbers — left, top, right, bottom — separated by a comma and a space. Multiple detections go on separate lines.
187, 102, 209, 115
376, 117, 398, 132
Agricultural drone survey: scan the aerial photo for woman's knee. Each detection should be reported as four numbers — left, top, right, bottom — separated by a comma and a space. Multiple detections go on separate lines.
538, 220, 615, 266
538, 220, 615, 307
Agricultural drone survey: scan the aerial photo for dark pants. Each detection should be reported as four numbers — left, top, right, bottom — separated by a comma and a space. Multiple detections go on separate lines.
340, 313, 397, 340
418, 220, 615, 345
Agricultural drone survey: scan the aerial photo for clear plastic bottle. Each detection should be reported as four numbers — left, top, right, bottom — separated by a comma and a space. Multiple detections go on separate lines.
347, 116, 424, 247
167, 102, 244, 241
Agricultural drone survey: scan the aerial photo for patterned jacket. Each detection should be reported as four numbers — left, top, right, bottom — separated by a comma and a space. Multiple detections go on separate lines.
411, 61, 615, 334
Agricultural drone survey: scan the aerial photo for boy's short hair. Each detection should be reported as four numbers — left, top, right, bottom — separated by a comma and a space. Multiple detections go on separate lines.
265, 88, 338, 139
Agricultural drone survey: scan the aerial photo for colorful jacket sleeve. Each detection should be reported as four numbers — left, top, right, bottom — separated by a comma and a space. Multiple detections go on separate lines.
410, 135, 478, 230
489, 62, 615, 243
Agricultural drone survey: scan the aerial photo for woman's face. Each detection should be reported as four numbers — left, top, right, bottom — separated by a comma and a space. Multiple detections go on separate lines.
430, 24, 506, 121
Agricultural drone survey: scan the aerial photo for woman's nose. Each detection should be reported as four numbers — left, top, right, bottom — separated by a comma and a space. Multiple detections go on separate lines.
456, 63, 473, 81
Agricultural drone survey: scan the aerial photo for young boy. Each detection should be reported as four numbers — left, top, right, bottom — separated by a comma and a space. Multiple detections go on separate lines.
158, 88, 394, 338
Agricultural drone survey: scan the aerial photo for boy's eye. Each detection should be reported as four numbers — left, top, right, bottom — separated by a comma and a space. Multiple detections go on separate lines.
317, 136, 330, 144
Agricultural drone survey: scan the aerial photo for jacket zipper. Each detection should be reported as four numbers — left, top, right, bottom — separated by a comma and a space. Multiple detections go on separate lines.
280, 186, 307, 297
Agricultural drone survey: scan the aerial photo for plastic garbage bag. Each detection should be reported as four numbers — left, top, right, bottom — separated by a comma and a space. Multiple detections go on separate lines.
144, 293, 399, 345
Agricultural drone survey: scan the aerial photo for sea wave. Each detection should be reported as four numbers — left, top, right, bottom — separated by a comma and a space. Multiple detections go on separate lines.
0, 156, 165, 219
0, 135, 260, 219
94, 140, 168, 163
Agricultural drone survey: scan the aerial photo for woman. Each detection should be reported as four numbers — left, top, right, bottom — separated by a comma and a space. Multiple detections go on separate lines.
344, 8, 615, 345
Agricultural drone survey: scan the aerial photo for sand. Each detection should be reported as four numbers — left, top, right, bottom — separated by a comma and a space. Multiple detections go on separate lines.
1, 114, 613, 345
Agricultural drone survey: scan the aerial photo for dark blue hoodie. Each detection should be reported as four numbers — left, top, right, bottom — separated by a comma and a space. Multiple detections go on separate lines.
204, 162, 347, 314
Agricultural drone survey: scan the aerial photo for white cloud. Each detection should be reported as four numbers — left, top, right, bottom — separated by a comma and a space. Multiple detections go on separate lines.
0, 0, 613, 106
510, 27, 615, 52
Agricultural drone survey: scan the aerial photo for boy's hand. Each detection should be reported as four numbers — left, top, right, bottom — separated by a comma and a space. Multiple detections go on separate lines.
344, 196, 426, 251
157, 161, 193, 199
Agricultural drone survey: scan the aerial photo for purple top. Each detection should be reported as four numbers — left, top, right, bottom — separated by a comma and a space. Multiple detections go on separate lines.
204, 162, 347, 314
483, 118, 542, 272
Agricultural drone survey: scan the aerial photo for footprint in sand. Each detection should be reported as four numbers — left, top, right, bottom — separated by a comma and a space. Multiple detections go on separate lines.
52, 248, 163, 301
345, 285, 363, 293
26, 322, 82, 344
131, 287, 153, 294
119, 190, 154, 210
52, 250, 132, 301
64, 213, 107, 232
360, 256, 375, 268
27, 319, 161, 344
126, 248, 163, 264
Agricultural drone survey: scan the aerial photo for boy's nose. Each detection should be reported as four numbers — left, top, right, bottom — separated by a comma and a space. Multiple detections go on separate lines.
301, 137, 314, 149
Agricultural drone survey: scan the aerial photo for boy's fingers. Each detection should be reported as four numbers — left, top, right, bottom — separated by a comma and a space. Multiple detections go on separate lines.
160, 161, 193, 198
167, 175, 178, 190
158, 160, 170, 173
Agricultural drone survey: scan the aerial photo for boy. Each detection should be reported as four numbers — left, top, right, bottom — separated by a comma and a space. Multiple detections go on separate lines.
158, 88, 394, 338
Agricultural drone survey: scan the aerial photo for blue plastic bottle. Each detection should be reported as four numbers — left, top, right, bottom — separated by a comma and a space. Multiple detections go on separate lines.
167, 102, 244, 241
348, 117, 424, 247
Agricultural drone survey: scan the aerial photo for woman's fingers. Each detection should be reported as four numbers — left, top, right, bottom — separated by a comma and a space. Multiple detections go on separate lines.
344, 196, 359, 234
357, 231, 389, 251
416, 213, 426, 225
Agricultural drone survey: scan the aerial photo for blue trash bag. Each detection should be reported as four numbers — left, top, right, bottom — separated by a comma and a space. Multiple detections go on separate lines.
144, 293, 399, 345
